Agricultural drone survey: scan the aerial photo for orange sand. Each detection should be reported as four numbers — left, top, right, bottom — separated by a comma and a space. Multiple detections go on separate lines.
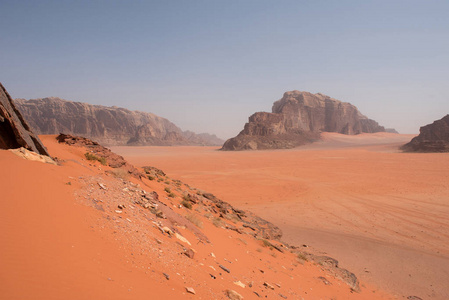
113, 132, 449, 300
0, 135, 393, 299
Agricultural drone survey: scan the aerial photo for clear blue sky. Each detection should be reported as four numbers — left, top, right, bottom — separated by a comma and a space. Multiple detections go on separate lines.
1, 0, 448, 138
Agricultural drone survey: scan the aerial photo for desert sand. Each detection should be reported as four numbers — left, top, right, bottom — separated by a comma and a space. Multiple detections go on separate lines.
113, 132, 449, 299
0, 135, 393, 299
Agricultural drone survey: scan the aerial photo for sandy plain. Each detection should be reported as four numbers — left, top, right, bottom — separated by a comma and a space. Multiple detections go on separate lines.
113, 132, 449, 300
1, 135, 393, 299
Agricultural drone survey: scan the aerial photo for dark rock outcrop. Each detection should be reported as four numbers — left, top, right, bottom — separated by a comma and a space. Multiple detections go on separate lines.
56, 134, 142, 178
15, 97, 223, 146
222, 91, 386, 150
0, 83, 49, 156
401, 115, 449, 152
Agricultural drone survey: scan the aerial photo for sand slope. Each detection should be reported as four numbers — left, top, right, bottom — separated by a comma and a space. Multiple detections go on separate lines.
113, 133, 449, 299
0, 135, 392, 299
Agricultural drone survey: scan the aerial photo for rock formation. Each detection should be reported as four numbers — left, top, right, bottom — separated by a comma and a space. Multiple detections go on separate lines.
386, 128, 399, 134
401, 115, 449, 152
222, 91, 386, 150
0, 83, 50, 156
15, 97, 223, 146
56, 133, 142, 178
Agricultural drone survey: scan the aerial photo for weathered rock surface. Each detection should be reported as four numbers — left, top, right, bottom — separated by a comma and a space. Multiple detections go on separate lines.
401, 115, 449, 152
0, 83, 49, 156
310, 255, 360, 292
56, 134, 143, 178
226, 289, 243, 300
15, 97, 223, 146
10, 147, 56, 165
222, 91, 386, 150
185, 287, 196, 295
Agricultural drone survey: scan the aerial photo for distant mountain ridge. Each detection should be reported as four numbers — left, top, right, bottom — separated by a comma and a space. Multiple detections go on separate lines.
15, 97, 223, 146
222, 90, 387, 150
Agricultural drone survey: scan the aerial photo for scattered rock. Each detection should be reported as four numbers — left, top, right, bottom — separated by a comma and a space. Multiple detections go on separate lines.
233, 281, 246, 288
311, 256, 360, 292
225, 289, 243, 300
175, 233, 191, 245
407, 297, 423, 300
242, 224, 256, 231
219, 265, 231, 273
263, 282, 275, 290
185, 287, 196, 295
162, 226, 173, 235
163, 273, 170, 280
318, 276, 331, 285
155, 210, 166, 219
271, 243, 284, 253
184, 248, 195, 259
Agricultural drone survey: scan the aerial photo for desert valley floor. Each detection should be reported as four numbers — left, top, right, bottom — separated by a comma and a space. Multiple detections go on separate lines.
113, 132, 449, 300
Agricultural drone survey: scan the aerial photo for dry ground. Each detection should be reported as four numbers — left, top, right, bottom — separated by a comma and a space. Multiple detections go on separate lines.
0, 135, 393, 299
113, 132, 449, 300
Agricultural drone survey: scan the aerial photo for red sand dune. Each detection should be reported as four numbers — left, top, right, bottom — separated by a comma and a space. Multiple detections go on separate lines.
113, 132, 449, 300
0, 135, 393, 299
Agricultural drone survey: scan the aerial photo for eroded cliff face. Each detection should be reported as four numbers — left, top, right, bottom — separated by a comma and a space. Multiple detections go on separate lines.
401, 115, 449, 152
0, 83, 49, 156
273, 91, 384, 135
15, 97, 223, 146
222, 91, 386, 150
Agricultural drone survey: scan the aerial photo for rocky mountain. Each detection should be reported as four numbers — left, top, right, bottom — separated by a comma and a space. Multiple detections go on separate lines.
222, 91, 386, 150
0, 83, 49, 156
386, 128, 399, 134
401, 115, 449, 152
15, 97, 223, 146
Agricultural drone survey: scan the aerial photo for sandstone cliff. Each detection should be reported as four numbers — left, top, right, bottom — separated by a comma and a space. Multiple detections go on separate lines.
15, 97, 223, 146
222, 91, 386, 150
401, 115, 449, 152
0, 83, 49, 156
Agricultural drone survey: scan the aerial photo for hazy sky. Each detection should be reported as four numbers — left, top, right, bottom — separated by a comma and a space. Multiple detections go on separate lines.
1, 1, 448, 139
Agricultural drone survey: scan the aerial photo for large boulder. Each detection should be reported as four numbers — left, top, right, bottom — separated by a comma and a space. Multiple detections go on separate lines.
401, 115, 449, 152
222, 91, 386, 150
0, 83, 49, 156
